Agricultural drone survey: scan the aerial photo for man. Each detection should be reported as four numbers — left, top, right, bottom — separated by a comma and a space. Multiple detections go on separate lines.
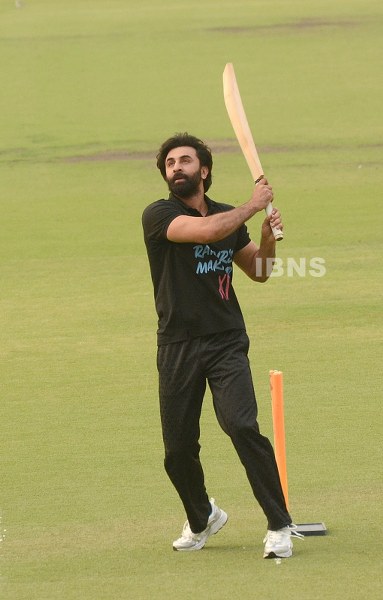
142, 133, 302, 558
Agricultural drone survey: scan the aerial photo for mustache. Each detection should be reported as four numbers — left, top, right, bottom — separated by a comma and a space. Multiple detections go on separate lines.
171, 173, 189, 183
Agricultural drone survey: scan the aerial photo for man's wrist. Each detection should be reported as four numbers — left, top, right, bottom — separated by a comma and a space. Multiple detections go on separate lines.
260, 230, 276, 248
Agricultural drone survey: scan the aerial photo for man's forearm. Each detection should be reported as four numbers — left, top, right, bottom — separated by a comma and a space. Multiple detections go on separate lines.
240, 232, 276, 283
254, 233, 276, 281
167, 180, 274, 244
201, 202, 257, 243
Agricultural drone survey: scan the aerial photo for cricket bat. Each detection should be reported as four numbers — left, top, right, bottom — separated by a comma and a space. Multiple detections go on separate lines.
223, 62, 283, 241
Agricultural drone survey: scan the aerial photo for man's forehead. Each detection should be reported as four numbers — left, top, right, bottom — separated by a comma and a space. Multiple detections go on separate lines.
166, 146, 198, 161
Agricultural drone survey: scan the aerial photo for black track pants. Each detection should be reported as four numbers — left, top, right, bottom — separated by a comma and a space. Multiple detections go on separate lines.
157, 330, 291, 533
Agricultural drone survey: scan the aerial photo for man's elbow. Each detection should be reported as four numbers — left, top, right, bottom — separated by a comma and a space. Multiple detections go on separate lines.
251, 273, 271, 283
248, 258, 275, 282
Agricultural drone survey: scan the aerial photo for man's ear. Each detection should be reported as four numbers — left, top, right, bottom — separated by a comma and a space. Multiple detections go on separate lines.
201, 166, 209, 180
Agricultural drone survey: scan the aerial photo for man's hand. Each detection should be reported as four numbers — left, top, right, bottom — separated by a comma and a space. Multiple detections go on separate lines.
262, 207, 283, 241
248, 178, 274, 213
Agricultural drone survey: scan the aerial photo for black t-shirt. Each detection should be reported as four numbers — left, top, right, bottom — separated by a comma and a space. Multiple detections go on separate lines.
142, 194, 251, 345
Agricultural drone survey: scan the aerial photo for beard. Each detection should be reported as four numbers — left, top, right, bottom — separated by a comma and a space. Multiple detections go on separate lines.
167, 170, 202, 199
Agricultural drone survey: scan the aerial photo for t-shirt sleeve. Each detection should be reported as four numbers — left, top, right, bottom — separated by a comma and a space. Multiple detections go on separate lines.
142, 200, 180, 240
235, 223, 251, 252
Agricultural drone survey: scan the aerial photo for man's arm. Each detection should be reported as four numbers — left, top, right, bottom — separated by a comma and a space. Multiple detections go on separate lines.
166, 180, 273, 243
234, 208, 283, 283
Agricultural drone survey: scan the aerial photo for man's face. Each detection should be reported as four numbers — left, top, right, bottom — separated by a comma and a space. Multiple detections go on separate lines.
165, 146, 208, 199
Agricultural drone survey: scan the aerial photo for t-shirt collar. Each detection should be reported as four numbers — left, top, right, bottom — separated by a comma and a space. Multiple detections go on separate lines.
169, 193, 213, 216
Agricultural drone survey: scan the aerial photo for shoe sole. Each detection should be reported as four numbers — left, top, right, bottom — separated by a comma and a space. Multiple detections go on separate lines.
173, 511, 228, 552
263, 549, 292, 559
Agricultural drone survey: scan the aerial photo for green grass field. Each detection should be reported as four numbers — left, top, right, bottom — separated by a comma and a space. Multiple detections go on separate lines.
1, 1, 382, 598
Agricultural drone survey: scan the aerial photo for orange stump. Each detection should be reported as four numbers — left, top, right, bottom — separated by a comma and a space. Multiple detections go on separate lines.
269, 370, 289, 510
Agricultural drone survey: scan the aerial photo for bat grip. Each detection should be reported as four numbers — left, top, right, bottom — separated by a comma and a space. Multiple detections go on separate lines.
255, 177, 284, 241
265, 203, 283, 241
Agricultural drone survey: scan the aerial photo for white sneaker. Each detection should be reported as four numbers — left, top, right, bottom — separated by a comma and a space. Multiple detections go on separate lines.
173, 498, 228, 551
263, 525, 304, 558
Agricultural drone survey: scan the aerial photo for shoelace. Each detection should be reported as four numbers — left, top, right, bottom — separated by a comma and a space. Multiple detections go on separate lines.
181, 521, 202, 541
264, 525, 304, 544
289, 525, 305, 540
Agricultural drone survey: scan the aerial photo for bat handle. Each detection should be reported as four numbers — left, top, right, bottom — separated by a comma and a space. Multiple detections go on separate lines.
255, 176, 284, 241
265, 203, 284, 241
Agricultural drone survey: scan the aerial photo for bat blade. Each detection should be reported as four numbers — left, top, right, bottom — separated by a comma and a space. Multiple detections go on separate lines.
223, 62, 283, 241
223, 63, 264, 182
